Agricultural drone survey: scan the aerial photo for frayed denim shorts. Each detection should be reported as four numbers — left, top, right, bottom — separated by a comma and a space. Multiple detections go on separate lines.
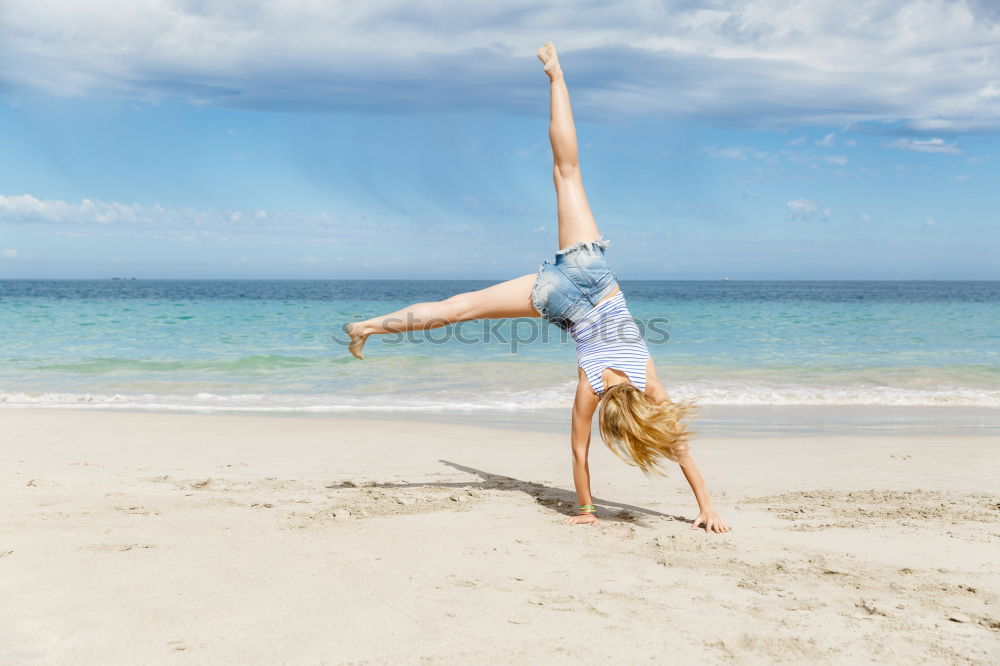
530, 236, 619, 330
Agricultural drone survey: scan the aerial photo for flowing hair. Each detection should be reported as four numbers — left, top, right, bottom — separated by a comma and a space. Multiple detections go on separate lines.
597, 383, 697, 477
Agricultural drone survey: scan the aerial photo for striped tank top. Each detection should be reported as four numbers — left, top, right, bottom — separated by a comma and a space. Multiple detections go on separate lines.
570, 292, 651, 396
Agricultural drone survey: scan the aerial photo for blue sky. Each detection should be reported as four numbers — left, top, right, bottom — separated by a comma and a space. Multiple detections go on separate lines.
1, 0, 998, 279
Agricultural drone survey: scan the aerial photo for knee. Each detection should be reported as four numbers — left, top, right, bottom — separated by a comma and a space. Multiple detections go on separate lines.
553, 162, 580, 181
442, 294, 477, 322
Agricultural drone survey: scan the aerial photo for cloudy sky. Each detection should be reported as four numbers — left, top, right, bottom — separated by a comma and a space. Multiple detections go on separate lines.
1, 0, 998, 279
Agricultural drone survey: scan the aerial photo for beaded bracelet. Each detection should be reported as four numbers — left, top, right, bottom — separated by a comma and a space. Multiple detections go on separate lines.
578, 504, 597, 514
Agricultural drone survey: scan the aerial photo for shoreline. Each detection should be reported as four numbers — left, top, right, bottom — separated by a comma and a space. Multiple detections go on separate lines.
3, 403, 999, 437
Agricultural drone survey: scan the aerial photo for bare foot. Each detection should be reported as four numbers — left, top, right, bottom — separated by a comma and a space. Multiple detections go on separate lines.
536, 41, 562, 80
343, 322, 369, 360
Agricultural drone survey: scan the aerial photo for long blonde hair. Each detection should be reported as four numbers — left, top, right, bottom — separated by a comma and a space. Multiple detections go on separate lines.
597, 383, 697, 477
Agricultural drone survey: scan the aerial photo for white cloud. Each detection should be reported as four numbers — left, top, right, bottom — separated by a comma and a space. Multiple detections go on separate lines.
816, 133, 836, 147
2, 248, 17, 258
885, 137, 962, 154
0, 193, 341, 238
787, 198, 831, 222
787, 199, 815, 215
704, 145, 853, 169
0, 194, 147, 224
702, 145, 763, 161
979, 82, 1000, 99
1, 1, 999, 129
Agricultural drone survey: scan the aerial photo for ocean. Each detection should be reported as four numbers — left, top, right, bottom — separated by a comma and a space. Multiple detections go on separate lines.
2, 279, 998, 433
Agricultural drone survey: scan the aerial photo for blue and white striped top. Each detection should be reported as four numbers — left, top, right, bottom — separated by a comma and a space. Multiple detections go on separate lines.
570, 292, 650, 396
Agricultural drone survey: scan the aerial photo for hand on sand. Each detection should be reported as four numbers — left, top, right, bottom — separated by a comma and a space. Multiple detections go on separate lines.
691, 509, 730, 533
536, 41, 561, 79
567, 513, 598, 525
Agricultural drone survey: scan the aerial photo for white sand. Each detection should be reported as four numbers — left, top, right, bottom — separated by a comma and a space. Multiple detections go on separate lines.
1, 409, 998, 664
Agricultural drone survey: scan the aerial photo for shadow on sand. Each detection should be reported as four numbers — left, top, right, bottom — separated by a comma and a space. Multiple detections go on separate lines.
329, 459, 693, 527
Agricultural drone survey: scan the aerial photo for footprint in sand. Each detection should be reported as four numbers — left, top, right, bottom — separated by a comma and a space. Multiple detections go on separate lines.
25, 478, 60, 488
81, 543, 157, 552
113, 505, 161, 516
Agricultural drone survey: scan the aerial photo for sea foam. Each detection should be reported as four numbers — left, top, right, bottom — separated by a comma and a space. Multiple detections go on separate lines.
3, 382, 1000, 413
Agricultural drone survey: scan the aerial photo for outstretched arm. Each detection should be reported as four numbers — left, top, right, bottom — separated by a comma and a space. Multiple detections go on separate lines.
567, 370, 600, 525
679, 454, 729, 533
646, 362, 729, 533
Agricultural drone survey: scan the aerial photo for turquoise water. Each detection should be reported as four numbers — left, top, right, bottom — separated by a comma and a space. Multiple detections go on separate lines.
1, 279, 999, 413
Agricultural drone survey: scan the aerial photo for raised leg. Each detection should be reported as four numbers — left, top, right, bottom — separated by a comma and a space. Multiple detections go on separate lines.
343, 274, 539, 359
537, 42, 601, 250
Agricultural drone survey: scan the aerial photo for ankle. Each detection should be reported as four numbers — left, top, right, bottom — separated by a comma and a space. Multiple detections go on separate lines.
347, 322, 370, 337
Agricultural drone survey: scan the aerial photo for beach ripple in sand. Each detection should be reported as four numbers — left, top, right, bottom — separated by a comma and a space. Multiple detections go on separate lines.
742, 489, 1000, 534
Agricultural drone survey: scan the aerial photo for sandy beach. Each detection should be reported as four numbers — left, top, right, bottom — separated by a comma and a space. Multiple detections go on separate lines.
1, 409, 997, 664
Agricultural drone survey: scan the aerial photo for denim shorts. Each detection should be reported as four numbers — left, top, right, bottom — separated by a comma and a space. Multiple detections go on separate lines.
530, 236, 619, 330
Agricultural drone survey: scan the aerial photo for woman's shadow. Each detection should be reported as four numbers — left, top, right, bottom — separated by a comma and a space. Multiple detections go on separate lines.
440, 460, 693, 526
330, 459, 692, 527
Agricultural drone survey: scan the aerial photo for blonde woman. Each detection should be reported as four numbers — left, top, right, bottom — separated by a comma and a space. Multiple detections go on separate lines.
344, 42, 729, 532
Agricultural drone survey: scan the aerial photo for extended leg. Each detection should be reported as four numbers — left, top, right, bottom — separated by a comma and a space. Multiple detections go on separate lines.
343, 274, 539, 359
537, 42, 600, 250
